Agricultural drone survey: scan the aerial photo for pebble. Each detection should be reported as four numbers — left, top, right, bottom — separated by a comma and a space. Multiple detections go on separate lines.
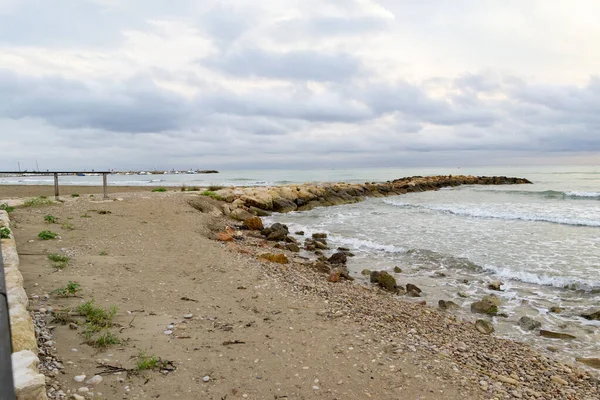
73, 375, 86, 383
71, 395, 85, 400
77, 387, 89, 393
551, 375, 568, 385
167, 324, 174, 330
164, 330, 173, 335
203, 376, 210, 382
183, 314, 193, 319
86, 375, 103, 385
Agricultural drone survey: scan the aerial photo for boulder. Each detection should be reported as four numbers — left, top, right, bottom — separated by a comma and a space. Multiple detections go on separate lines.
438, 300, 459, 311
328, 270, 342, 283
406, 289, 421, 297
314, 240, 328, 250
286, 243, 300, 252
267, 230, 287, 241
361, 269, 371, 276
248, 206, 272, 217
313, 262, 331, 274
470, 298, 499, 315
576, 358, 600, 369
406, 283, 422, 294
539, 330, 576, 340
272, 198, 297, 213
258, 253, 289, 264
312, 233, 328, 239
370, 270, 381, 283
549, 306, 563, 313
295, 231, 305, 236
488, 281, 503, 291
581, 310, 600, 320
518, 316, 541, 331
328, 252, 347, 265
475, 319, 494, 334
375, 271, 397, 292
242, 216, 263, 231
217, 231, 234, 242
482, 294, 501, 306
393, 266, 402, 273
230, 208, 254, 221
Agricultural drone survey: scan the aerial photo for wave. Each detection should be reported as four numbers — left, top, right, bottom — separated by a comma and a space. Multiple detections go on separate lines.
483, 265, 600, 292
329, 235, 406, 253
473, 189, 600, 199
383, 200, 600, 227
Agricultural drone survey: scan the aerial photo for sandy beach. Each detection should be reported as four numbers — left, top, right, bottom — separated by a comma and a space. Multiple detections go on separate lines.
3, 187, 599, 399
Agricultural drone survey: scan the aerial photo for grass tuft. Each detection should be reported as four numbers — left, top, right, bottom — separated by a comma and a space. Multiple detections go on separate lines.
0, 226, 11, 239
135, 352, 163, 371
44, 215, 57, 224
52, 281, 81, 297
87, 330, 121, 348
77, 300, 117, 329
71, 193, 80, 197
23, 197, 53, 207
152, 187, 167, 192
201, 190, 223, 201
61, 222, 75, 230
0, 203, 15, 213
38, 230, 58, 240
48, 253, 69, 269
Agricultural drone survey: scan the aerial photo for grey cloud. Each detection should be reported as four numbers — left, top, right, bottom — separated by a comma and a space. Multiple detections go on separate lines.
205, 48, 362, 81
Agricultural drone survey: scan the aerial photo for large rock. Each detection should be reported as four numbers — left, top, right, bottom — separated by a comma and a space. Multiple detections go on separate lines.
475, 319, 494, 334
581, 310, 600, 320
576, 358, 600, 369
540, 330, 576, 340
12, 350, 47, 400
258, 253, 289, 264
470, 296, 499, 315
243, 216, 263, 231
519, 316, 542, 331
406, 283, 422, 294
438, 300, 460, 311
9, 303, 38, 353
371, 271, 397, 292
267, 230, 287, 241
328, 252, 347, 265
229, 208, 254, 221
272, 198, 297, 213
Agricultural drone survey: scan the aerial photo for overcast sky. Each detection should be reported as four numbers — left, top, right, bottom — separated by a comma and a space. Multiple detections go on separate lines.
1, 0, 599, 171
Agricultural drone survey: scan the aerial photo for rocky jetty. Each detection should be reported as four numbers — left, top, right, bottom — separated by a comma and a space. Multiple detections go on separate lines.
210, 175, 531, 216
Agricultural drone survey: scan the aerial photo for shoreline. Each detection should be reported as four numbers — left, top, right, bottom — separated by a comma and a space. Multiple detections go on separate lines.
4, 184, 600, 399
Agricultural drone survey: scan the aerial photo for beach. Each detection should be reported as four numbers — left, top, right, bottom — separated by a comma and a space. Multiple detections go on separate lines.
2, 182, 599, 399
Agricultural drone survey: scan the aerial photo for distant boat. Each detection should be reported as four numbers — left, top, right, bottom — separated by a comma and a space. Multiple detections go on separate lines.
138, 171, 149, 175
186, 170, 197, 174
76, 173, 85, 176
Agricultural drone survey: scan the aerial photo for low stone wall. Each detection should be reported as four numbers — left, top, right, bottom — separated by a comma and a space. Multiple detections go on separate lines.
213, 175, 531, 218
1, 210, 47, 400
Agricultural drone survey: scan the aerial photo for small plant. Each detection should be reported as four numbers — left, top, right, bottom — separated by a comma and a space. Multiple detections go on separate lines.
135, 352, 163, 371
38, 230, 58, 240
89, 194, 94, 197
51, 311, 76, 325
207, 185, 224, 191
61, 222, 74, 230
87, 330, 121, 348
77, 300, 117, 329
23, 197, 53, 207
44, 215, 57, 224
48, 253, 69, 269
71, 193, 80, 198
0, 227, 11, 239
52, 281, 81, 297
152, 187, 167, 192
180, 185, 187, 192
99, 251, 108, 256
201, 190, 223, 201
188, 186, 200, 191
0, 203, 15, 213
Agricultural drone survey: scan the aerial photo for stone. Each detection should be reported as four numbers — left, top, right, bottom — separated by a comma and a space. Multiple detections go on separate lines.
458, 292, 468, 298
71, 395, 86, 400
272, 198, 297, 213
497, 375, 519, 385
203, 376, 210, 382
242, 216, 263, 231
69, 322, 78, 330
370, 271, 381, 283
438, 300, 459, 310
12, 350, 46, 400
470, 296, 499, 315
328, 252, 347, 265
267, 230, 287, 241
576, 358, 600, 369
217, 231, 234, 242
406, 289, 421, 297
549, 306, 563, 313
86, 375, 103, 385
258, 253, 289, 264
295, 231, 305, 236
74, 375, 86, 383
550, 375, 568, 385
77, 387, 89, 393
286, 243, 300, 252
482, 294, 501, 306
475, 319, 494, 334
229, 208, 254, 221
406, 283, 422, 294
540, 330, 576, 339
581, 310, 600, 320
312, 233, 328, 239
361, 269, 371, 276
328, 270, 342, 283
518, 316, 541, 331
375, 272, 397, 292
313, 262, 330, 274
183, 314, 193, 319
488, 281, 503, 291
313, 240, 327, 250
393, 266, 402, 273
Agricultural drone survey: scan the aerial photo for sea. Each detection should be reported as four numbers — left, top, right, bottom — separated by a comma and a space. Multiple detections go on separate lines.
2, 165, 599, 361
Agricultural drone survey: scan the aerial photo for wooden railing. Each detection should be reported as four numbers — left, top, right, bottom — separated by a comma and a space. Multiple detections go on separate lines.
0, 172, 111, 200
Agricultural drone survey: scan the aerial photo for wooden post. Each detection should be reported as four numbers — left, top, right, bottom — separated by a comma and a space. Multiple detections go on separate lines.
53, 173, 59, 200
103, 173, 108, 200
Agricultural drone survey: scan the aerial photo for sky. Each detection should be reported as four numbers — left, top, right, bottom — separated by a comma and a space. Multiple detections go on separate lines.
0, 0, 599, 171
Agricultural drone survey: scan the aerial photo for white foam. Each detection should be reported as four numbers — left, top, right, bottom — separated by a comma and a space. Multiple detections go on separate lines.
483, 265, 600, 291
565, 191, 600, 198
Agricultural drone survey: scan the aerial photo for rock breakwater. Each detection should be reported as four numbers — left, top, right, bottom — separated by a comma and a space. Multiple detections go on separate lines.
212, 175, 531, 216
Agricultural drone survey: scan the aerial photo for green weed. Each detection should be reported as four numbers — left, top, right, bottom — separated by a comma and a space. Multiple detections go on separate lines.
99, 251, 108, 256
61, 222, 74, 230
135, 352, 164, 371
23, 197, 53, 207
207, 185, 224, 191
0, 227, 11, 239
48, 253, 69, 269
152, 187, 167, 192
71, 193, 80, 197
77, 300, 117, 329
0, 203, 15, 213
201, 190, 223, 201
87, 330, 121, 348
52, 281, 81, 297
38, 230, 58, 240
44, 215, 57, 224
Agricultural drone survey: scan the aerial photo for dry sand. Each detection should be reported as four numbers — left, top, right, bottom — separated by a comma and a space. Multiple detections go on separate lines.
4, 187, 599, 399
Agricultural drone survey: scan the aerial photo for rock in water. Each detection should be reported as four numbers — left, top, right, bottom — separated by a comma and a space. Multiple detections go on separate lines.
243, 216, 263, 231
471, 298, 499, 315
540, 330, 576, 340
313, 262, 331, 274
581, 310, 600, 320
475, 319, 494, 334
328, 252, 347, 265
267, 230, 287, 241
438, 300, 459, 310
393, 266, 402, 273
488, 281, 503, 291
373, 271, 397, 292
370, 270, 381, 283
518, 316, 541, 331
576, 358, 600, 369
286, 243, 300, 252
406, 283, 422, 294
361, 269, 372, 276
312, 233, 327, 239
